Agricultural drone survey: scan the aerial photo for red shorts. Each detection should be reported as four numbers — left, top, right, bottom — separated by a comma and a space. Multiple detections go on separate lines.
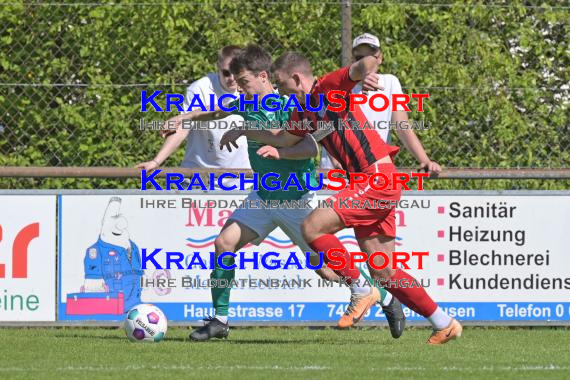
330, 162, 402, 239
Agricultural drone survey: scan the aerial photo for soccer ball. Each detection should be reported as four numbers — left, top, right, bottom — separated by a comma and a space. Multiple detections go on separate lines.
124, 304, 167, 342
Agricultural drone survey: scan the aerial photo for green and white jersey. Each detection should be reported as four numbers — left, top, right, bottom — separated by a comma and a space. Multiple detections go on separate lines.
229, 94, 318, 201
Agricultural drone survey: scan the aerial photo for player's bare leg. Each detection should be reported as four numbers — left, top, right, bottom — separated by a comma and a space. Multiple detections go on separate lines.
190, 220, 259, 341
312, 257, 341, 281
361, 235, 462, 344
214, 219, 259, 254
301, 207, 380, 328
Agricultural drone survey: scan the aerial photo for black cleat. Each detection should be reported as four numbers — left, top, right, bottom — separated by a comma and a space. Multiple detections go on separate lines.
382, 297, 406, 339
190, 316, 229, 341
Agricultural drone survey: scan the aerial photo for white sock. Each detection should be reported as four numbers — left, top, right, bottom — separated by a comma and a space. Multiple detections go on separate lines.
215, 315, 228, 324
380, 291, 393, 307
427, 307, 452, 329
350, 278, 372, 295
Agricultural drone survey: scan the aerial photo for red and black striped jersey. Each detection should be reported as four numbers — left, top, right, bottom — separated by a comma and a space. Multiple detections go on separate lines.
288, 66, 399, 173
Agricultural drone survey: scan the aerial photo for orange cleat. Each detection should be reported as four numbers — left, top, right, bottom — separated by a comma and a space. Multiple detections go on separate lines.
427, 318, 463, 345
338, 287, 380, 328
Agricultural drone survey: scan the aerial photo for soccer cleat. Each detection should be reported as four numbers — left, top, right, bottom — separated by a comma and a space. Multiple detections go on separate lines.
190, 316, 229, 341
427, 318, 463, 345
381, 296, 406, 339
338, 287, 380, 328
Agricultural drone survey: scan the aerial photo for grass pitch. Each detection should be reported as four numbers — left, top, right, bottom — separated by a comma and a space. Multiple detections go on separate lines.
0, 327, 568, 380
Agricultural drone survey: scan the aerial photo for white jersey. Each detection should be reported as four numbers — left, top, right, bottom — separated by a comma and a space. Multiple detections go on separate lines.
182, 73, 250, 187
321, 73, 405, 169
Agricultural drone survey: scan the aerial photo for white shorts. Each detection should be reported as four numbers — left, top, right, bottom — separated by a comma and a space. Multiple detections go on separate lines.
228, 191, 316, 255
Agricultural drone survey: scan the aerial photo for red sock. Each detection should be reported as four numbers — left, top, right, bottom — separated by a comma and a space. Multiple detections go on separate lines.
385, 269, 438, 317
308, 234, 360, 283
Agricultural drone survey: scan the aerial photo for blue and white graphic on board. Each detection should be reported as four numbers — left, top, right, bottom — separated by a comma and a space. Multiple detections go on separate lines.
64, 197, 143, 316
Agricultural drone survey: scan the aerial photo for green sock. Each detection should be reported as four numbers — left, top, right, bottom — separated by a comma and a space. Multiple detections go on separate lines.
210, 255, 235, 317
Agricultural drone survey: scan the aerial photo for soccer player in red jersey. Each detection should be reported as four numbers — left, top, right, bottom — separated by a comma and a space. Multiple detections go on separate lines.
220, 52, 462, 344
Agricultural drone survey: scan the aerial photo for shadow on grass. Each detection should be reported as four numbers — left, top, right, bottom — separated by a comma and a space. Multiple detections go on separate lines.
54, 334, 351, 345
52, 328, 397, 345
52, 334, 186, 343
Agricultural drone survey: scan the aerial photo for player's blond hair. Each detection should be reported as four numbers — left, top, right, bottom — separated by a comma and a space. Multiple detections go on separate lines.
271, 51, 313, 77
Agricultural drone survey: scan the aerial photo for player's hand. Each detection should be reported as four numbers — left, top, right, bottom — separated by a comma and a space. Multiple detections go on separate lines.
160, 118, 183, 138
419, 160, 442, 175
257, 145, 280, 160
362, 72, 384, 94
136, 160, 159, 170
160, 129, 176, 138
219, 129, 243, 152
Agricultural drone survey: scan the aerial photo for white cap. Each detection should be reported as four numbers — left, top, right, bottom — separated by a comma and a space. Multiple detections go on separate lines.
352, 33, 380, 49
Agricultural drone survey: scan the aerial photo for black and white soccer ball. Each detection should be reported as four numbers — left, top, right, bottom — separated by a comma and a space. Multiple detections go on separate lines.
124, 304, 167, 342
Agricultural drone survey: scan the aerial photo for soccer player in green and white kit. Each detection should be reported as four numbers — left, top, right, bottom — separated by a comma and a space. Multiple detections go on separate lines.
182, 45, 402, 341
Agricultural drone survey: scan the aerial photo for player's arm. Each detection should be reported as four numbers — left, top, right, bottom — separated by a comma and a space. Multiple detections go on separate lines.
392, 110, 442, 174
158, 113, 190, 138
158, 102, 233, 141
137, 106, 225, 169
244, 129, 302, 147
136, 125, 190, 170
138, 79, 227, 169
185, 103, 232, 122
257, 134, 318, 160
349, 56, 381, 82
220, 128, 302, 153
314, 57, 383, 98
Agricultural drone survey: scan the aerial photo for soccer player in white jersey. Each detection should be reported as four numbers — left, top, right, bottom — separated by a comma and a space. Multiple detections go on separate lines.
137, 45, 250, 188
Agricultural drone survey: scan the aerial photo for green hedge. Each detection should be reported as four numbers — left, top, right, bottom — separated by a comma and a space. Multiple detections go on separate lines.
0, 1, 568, 189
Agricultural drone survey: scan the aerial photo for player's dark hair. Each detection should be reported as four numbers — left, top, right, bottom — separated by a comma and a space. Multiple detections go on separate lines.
229, 44, 272, 75
218, 45, 242, 65
271, 51, 313, 76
